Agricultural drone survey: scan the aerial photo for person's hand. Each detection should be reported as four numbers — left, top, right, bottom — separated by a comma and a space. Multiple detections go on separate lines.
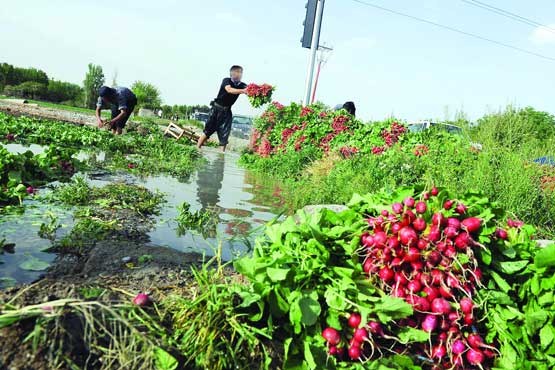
97, 119, 104, 128
241, 89, 247, 94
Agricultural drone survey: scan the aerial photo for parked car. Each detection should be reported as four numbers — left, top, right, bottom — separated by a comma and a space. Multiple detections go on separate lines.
192, 112, 210, 124
231, 115, 253, 139
407, 121, 482, 151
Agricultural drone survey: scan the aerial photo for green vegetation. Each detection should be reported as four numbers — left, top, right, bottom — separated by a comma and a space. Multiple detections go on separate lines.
0, 112, 202, 179
241, 104, 555, 238
132, 80, 162, 110
83, 63, 105, 109
176, 202, 219, 237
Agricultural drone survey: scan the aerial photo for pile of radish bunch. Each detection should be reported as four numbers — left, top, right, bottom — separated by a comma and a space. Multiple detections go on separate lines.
322, 187, 502, 369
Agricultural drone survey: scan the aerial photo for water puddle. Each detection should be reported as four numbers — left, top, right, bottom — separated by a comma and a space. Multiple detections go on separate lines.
0, 144, 287, 285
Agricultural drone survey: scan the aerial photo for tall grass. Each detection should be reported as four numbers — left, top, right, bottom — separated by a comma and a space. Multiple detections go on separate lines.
241, 106, 555, 238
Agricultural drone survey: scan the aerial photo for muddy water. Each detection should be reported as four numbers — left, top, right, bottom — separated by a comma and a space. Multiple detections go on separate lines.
0, 144, 287, 286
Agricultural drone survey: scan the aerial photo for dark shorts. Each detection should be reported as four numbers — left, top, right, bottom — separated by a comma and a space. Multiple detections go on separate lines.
111, 100, 137, 130
203, 106, 233, 145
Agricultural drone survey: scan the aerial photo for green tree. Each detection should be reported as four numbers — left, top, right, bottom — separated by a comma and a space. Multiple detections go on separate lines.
83, 64, 105, 109
131, 81, 162, 110
46, 80, 83, 104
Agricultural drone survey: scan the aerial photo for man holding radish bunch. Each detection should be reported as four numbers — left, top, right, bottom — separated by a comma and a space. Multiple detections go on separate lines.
96, 86, 137, 135
197, 65, 247, 152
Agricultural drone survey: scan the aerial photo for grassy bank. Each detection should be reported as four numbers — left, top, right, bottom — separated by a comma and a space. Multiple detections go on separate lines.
240, 105, 555, 238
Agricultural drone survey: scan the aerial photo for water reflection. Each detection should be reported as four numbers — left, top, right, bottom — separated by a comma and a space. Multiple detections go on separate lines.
197, 153, 225, 211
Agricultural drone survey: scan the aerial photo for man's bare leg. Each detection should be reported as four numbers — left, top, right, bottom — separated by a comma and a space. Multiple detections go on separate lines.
220, 144, 227, 153
197, 133, 208, 149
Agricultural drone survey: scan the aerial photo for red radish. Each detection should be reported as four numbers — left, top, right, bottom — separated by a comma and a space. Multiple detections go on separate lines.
431, 269, 444, 285
461, 217, 481, 233
413, 218, 427, 232
447, 217, 461, 230
452, 339, 466, 355
362, 234, 374, 247
444, 226, 458, 239
455, 203, 467, 214
496, 228, 508, 240
417, 239, 428, 250
466, 348, 484, 365
483, 349, 496, 358
395, 273, 408, 286
373, 231, 387, 246
437, 332, 447, 342
420, 273, 432, 286
133, 293, 150, 306
431, 298, 452, 315
415, 201, 427, 214
427, 227, 441, 242
467, 334, 484, 349
349, 337, 362, 348
423, 192, 430, 200
336, 346, 345, 357
403, 196, 415, 208
6, 133, 15, 141
367, 321, 384, 335
463, 313, 474, 326
391, 257, 402, 267
348, 312, 362, 328
405, 247, 421, 263
407, 279, 422, 293
439, 284, 454, 299
399, 227, 418, 246
353, 328, 368, 342
446, 274, 460, 289
392, 202, 404, 214
454, 232, 471, 250
391, 223, 402, 234
388, 237, 400, 249
459, 297, 474, 314
328, 346, 338, 356
348, 346, 361, 360
322, 327, 341, 345
378, 266, 394, 282
448, 311, 460, 322
431, 186, 439, 196
421, 314, 438, 332
443, 200, 454, 210
427, 250, 442, 266
404, 210, 416, 223
432, 213, 445, 226
410, 261, 424, 272
381, 209, 389, 217
363, 259, 373, 274
26, 186, 35, 195
432, 344, 447, 359
127, 163, 135, 169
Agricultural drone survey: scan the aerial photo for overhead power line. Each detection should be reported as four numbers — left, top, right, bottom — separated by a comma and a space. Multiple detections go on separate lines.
461, 0, 555, 35
350, 0, 555, 63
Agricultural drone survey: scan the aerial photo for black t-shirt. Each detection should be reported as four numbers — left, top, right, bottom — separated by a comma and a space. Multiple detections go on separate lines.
214, 77, 247, 107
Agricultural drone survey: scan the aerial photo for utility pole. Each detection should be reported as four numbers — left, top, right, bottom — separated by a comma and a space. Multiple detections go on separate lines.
302, 0, 325, 106
311, 45, 333, 104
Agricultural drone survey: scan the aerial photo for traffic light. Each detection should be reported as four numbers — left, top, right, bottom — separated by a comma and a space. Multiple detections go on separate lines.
301, 0, 319, 48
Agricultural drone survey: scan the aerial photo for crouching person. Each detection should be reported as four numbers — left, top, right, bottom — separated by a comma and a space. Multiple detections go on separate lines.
96, 86, 138, 135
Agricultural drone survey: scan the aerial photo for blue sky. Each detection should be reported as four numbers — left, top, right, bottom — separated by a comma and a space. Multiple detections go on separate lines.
1, 0, 554, 121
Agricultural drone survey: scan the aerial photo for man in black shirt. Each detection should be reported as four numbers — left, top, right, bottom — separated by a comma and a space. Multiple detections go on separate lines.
197, 65, 247, 152
95, 86, 137, 135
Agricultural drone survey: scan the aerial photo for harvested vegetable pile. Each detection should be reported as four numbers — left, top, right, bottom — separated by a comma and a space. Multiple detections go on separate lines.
235, 186, 555, 369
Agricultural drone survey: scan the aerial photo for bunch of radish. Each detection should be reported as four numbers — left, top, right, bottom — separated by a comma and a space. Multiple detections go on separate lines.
322, 187, 503, 368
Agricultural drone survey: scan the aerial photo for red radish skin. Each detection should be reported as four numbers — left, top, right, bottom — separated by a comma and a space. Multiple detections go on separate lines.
432, 344, 447, 359
431, 187, 439, 196
353, 328, 368, 342
431, 298, 452, 315
427, 227, 441, 242
423, 192, 430, 200
392, 202, 404, 214
348, 312, 362, 328
378, 267, 394, 282
404, 196, 415, 208
373, 231, 387, 246
348, 346, 362, 360
399, 227, 418, 246
447, 217, 461, 230
367, 321, 384, 336
461, 217, 482, 233
133, 293, 150, 306
432, 213, 445, 226
466, 348, 484, 365
328, 346, 338, 356
455, 203, 468, 215
381, 209, 389, 217
443, 200, 454, 210
452, 339, 467, 355
322, 327, 341, 345
421, 314, 438, 332
459, 297, 474, 314
413, 218, 427, 232
415, 201, 427, 214
391, 223, 402, 235
496, 228, 508, 240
